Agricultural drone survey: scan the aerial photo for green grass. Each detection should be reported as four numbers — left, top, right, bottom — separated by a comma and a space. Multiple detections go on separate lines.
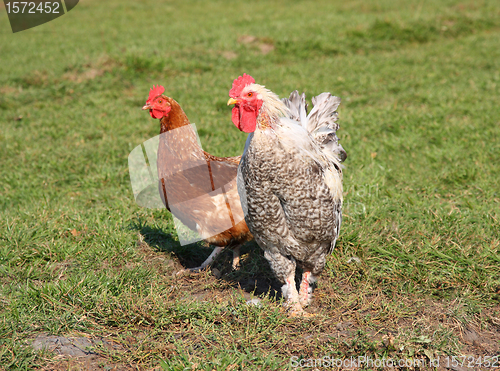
1, 0, 500, 369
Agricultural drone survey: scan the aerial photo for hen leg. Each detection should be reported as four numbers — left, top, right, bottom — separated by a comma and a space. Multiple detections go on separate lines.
177, 243, 243, 275
231, 245, 241, 270
176, 246, 224, 274
299, 271, 316, 308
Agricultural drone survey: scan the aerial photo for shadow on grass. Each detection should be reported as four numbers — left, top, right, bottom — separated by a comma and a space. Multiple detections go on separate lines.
128, 220, 283, 301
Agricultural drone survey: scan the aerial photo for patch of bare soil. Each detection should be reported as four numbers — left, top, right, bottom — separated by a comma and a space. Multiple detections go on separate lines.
221, 51, 238, 60
34, 334, 135, 371
62, 57, 117, 84
237, 34, 275, 55
0, 85, 20, 95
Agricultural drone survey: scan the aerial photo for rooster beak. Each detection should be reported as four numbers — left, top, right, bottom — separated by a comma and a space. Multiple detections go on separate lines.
142, 104, 151, 110
227, 98, 238, 106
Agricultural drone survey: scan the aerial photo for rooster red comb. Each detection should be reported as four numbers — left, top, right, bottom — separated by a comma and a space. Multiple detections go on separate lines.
229, 73, 255, 98
146, 85, 165, 104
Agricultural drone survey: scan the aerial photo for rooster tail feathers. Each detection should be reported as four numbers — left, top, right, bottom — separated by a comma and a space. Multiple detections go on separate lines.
283, 91, 347, 163
308, 92, 346, 163
282, 90, 308, 128
308, 93, 341, 133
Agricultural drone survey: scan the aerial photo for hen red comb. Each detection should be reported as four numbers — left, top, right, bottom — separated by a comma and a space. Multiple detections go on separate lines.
146, 85, 165, 104
229, 73, 255, 98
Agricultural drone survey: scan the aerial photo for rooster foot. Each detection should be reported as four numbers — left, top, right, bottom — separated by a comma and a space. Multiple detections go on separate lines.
286, 301, 304, 317
299, 311, 316, 318
285, 302, 315, 318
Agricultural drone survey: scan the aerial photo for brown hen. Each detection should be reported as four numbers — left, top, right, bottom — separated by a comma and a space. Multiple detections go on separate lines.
142, 86, 252, 273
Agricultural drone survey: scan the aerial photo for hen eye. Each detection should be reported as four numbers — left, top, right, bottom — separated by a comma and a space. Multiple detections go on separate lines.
158, 99, 163, 104
247, 92, 253, 97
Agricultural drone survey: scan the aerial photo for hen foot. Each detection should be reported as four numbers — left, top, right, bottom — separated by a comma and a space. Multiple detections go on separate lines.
176, 246, 224, 276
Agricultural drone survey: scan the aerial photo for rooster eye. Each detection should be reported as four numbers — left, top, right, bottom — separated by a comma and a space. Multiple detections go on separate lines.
158, 99, 163, 104
247, 92, 253, 97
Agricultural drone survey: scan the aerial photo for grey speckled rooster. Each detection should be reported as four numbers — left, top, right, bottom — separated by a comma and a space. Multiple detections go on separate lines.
227, 74, 346, 316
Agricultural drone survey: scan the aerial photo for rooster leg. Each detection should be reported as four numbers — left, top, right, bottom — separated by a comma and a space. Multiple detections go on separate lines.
299, 271, 315, 308
177, 246, 224, 275
264, 250, 307, 316
231, 245, 241, 270
282, 273, 304, 317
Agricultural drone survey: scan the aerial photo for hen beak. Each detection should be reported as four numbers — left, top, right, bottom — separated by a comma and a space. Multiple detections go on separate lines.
142, 104, 151, 110
227, 98, 238, 106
